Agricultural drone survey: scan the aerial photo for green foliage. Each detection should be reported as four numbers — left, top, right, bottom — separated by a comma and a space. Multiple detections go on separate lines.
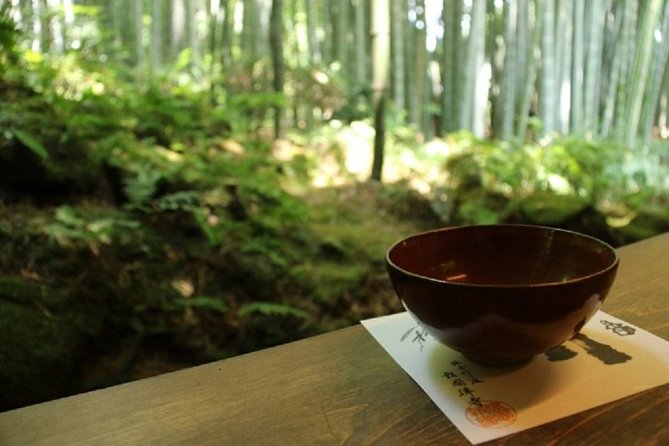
169, 296, 229, 313
238, 302, 308, 319
45, 206, 141, 245
435, 132, 668, 244
0, 45, 332, 398
9, 129, 49, 159
129, 84, 228, 146
0, 6, 20, 73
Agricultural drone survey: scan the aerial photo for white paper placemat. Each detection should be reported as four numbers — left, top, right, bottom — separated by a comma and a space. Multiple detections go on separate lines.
361, 310, 669, 444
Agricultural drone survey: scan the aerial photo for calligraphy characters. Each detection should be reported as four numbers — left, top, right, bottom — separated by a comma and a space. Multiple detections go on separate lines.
601, 319, 636, 336
400, 325, 429, 351
442, 360, 518, 428
443, 360, 484, 408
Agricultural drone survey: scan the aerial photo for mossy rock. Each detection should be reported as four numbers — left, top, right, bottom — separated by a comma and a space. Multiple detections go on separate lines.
520, 192, 589, 225
0, 276, 63, 308
454, 190, 512, 225
616, 204, 669, 243
0, 298, 85, 410
0, 276, 114, 410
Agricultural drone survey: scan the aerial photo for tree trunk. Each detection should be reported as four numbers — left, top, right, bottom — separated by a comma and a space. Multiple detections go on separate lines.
414, 0, 427, 136
440, 0, 459, 134
353, 0, 367, 85
613, 0, 637, 141
270, 0, 284, 138
500, 0, 518, 140
305, 0, 321, 63
555, 0, 572, 134
404, 5, 417, 127
185, 0, 197, 69
625, 0, 663, 147
570, 0, 585, 134
641, 1, 669, 146
391, 0, 405, 110
583, 0, 606, 138
600, 1, 626, 138
134, 0, 144, 69
220, 0, 235, 69
46, 0, 64, 52
371, 94, 386, 182
516, 0, 540, 140
370, 0, 389, 182
321, 2, 333, 63
243, 0, 261, 64
150, 0, 163, 71
208, 0, 221, 102
461, 0, 487, 137
334, 0, 349, 69
170, 0, 185, 61
539, 0, 556, 136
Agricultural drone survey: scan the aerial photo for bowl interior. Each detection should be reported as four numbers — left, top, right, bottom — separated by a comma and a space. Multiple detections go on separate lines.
387, 225, 618, 286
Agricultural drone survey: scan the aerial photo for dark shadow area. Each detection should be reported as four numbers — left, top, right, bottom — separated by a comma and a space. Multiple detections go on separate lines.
570, 333, 633, 365
544, 333, 632, 365
545, 344, 579, 362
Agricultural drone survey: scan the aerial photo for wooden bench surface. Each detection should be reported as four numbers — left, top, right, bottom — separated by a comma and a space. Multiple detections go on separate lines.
1, 232, 668, 445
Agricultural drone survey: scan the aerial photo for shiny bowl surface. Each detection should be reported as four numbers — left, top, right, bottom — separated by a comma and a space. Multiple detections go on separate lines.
386, 224, 619, 366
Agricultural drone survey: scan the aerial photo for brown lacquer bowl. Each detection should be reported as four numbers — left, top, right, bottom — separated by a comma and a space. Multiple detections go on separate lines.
386, 225, 619, 366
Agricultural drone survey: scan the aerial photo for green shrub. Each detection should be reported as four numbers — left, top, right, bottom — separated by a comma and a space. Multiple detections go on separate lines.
433, 132, 668, 244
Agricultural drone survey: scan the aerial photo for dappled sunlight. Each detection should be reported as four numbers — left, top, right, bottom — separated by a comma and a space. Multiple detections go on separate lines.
26, 52, 114, 100
341, 121, 375, 177
303, 120, 453, 194
386, 138, 452, 194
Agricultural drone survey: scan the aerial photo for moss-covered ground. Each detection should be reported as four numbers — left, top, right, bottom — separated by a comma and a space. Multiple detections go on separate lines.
0, 181, 442, 410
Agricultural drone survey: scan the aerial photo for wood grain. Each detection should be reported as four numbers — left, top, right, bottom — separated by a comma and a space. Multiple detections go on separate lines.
1, 233, 668, 446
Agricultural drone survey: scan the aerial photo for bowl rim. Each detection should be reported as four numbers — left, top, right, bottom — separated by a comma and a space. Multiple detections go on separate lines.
386, 224, 620, 289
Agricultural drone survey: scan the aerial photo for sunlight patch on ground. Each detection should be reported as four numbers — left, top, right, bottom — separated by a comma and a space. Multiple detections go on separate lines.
304, 120, 452, 194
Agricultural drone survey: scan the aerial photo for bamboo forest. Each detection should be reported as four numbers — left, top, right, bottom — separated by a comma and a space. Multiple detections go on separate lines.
1, 0, 669, 410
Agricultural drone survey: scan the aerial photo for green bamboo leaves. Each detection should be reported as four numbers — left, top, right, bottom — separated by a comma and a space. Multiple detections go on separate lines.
10, 129, 48, 159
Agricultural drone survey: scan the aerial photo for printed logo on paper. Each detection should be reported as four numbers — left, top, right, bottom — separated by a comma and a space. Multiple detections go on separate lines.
465, 400, 517, 428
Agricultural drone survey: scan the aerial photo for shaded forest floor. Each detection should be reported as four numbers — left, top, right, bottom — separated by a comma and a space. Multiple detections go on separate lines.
0, 67, 450, 409
0, 179, 442, 410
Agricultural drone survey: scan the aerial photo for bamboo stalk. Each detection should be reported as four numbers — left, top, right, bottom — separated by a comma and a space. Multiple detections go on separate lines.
641, 1, 669, 147
500, 0, 517, 140
555, 0, 572, 134
570, 0, 585, 134
440, 0, 457, 133
517, 0, 541, 140
625, 0, 663, 147
460, 0, 487, 136
613, 0, 637, 141
583, 0, 606, 137
540, 0, 557, 135
600, 2, 625, 138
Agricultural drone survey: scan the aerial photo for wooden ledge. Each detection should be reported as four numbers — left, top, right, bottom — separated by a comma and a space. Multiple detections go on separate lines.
1, 232, 668, 445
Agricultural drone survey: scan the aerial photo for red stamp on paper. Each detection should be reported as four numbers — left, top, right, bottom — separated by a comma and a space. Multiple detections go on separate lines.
465, 400, 517, 428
